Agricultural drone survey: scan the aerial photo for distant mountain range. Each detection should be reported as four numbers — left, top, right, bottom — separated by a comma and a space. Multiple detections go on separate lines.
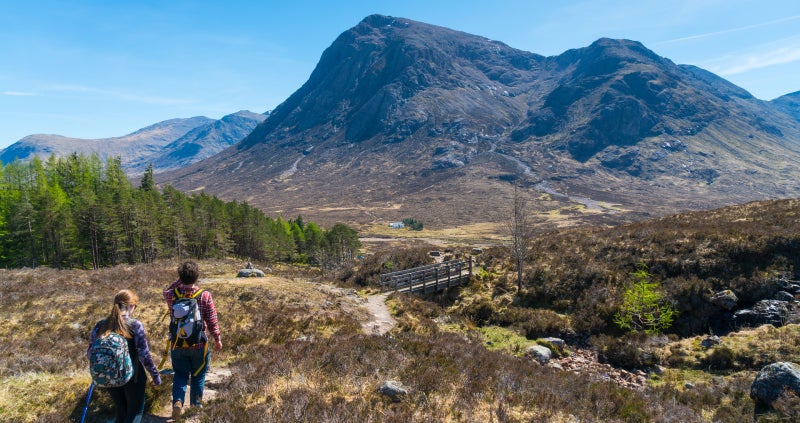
155, 15, 800, 229
0, 111, 267, 174
772, 91, 800, 122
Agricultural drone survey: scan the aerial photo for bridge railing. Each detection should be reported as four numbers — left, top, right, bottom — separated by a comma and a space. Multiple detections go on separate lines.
380, 257, 472, 294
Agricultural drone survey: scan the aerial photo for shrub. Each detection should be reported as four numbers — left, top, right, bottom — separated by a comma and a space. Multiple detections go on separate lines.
461, 298, 496, 326
772, 390, 800, 421
493, 306, 572, 339
591, 333, 659, 370
401, 218, 424, 231
614, 263, 677, 334
701, 345, 737, 371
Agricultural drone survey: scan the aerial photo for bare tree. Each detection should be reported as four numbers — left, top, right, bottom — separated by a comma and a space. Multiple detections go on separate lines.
508, 184, 533, 291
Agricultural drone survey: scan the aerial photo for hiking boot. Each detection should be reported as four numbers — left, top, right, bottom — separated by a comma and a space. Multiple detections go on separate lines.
172, 401, 183, 420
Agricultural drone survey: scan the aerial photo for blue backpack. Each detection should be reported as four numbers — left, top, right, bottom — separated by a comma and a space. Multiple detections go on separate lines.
89, 329, 134, 388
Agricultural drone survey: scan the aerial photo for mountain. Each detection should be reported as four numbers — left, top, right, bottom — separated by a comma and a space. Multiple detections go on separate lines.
126, 110, 268, 174
0, 111, 267, 174
162, 16, 800, 228
772, 91, 800, 122
0, 116, 213, 166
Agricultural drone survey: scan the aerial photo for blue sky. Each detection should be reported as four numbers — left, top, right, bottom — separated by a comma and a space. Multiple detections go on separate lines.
2, 0, 799, 150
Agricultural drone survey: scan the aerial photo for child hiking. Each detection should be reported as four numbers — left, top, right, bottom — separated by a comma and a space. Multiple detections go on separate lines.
164, 261, 223, 419
87, 289, 162, 423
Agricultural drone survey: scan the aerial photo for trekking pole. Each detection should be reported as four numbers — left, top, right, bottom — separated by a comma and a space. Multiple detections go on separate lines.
80, 382, 94, 423
157, 308, 174, 374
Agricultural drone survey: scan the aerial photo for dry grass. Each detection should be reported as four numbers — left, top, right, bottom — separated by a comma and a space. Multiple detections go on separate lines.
3, 253, 799, 422
657, 324, 800, 372
0, 260, 362, 422
361, 221, 508, 247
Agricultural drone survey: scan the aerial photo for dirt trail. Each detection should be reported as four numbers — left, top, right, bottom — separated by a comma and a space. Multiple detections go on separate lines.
145, 279, 396, 421
361, 292, 397, 335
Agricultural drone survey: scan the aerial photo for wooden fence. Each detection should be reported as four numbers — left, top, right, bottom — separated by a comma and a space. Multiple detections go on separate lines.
380, 257, 472, 294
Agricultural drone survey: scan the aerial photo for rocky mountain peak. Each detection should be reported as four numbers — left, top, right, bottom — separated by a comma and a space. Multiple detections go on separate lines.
162, 16, 800, 229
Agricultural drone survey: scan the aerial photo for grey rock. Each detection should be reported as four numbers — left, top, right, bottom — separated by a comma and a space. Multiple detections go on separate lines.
734, 300, 791, 328
700, 335, 721, 349
378, 380, 408, 402
237, 268, 266, 277
540, 337, 566, 348
776, 278, 800, 294
710, 289, 738, 310
775, 291, 796, 302
526, 345, 552, 364
750, 362, 800, 406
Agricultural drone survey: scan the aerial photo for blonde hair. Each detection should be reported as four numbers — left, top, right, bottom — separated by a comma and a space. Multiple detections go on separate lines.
99, 289, 138, 339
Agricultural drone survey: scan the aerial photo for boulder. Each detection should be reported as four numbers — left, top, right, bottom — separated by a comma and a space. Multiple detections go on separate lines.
710, 289, 738, 310
700, 335, 720, 349
378, 380, 408, 402
237, 268, 265, 277
775, 291, 796, 302
540, 337, 566, 348
777, 279, 800, 295
526, 345, 552, 364
750, 362, 800, 407
734, 300, 790, 328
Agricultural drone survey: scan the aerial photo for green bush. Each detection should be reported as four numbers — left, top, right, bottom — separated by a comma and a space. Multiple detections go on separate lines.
614, 263, 677, 334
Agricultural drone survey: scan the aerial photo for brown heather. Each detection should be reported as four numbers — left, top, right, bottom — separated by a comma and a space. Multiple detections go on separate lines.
4, 199, 800, 421
0, 260, 703, 422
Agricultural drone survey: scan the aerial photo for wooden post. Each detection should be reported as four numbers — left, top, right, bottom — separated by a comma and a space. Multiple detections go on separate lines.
469, 256, 473, 284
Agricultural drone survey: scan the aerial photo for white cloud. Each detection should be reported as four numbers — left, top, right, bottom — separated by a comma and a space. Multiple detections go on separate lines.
658, 14, 800, 45
2, 91, 38, 96
715, 46, 800, 75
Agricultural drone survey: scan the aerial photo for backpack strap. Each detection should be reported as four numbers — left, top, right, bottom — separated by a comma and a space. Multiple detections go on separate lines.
174, 287, 204, 300
193, 341, 210, 377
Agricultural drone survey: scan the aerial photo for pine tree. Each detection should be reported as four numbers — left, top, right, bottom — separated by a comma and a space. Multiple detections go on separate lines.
139, 163, 155, 191
614, 263, 678, 334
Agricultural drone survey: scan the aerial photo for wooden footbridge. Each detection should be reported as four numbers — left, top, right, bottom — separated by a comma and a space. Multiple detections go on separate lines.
380, 257, 472, 294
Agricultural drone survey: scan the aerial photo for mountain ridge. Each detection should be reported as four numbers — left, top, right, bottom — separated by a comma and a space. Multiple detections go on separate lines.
159, 15, 800, 229
0, 111, 267, 174
1, 116, 213, 165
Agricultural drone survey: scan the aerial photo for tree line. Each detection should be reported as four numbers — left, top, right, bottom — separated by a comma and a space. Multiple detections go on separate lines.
0, 154, 360, 270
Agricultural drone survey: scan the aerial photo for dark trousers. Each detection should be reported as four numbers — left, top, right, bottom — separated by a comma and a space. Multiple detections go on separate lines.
171, 346, 210, 406
105, 363, 147, 423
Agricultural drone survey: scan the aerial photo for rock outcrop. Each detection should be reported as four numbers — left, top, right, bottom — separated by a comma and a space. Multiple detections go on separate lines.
526, 345, 552, 364
710, 290, 738, 310
378, 380, 408, 402
237, 269, 265, 277
734, 300, 793, 328
750, 362, 800, 407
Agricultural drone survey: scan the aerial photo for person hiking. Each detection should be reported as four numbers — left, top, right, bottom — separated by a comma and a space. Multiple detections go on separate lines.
87, 289, 162, 423
163, 261, 222, 419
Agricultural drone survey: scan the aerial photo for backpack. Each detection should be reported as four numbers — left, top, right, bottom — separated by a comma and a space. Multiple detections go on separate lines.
89, 328, 134, 388
170, 288, 206, 348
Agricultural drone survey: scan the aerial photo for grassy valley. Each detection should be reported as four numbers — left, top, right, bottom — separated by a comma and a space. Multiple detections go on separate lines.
3, 199, 800, 421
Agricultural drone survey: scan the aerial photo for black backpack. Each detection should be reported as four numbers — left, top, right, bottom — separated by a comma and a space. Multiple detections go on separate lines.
169, 288, 206, 348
